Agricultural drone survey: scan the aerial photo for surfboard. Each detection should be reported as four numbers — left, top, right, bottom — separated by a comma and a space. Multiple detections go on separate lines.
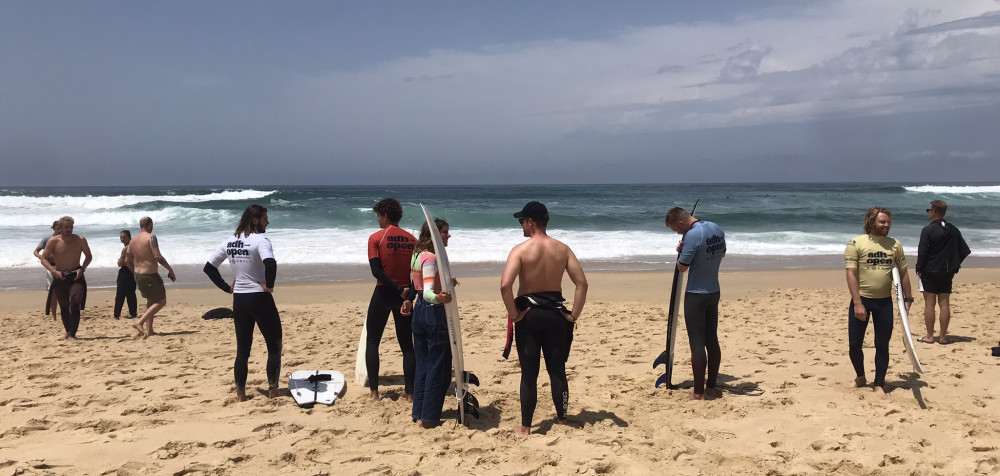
420, 204, 480, 424
354, 321, 369, 386
892, 267, 924, 374
289, 370, 346, 408
654, 199, 699, 389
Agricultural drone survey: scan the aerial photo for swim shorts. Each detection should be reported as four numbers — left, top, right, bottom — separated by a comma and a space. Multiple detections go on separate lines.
135, 273, 167, 302
920, 272, 954, 294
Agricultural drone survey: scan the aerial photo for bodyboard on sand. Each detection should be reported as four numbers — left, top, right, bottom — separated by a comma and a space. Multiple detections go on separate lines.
354, 320, 369, 386
654, 199, 699, 389
420, 204, 480, 424
289, 370, 346, 408
892, 267, 924, 374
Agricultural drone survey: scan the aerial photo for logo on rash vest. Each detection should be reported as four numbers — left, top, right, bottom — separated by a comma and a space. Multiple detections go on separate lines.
385, 235, 414, 252
866, 251, 892, 265
706, 235, 725, 255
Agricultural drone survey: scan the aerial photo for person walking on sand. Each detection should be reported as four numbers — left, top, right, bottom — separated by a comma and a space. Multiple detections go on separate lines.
501, 201, 587, 435
114, 230, 138, 320
35, 220, 61, 318
845, 207, 913, 395
126, 217, 176, 338
39, 216, 92, 340
365, 198, 416, 401
916, 200, 971, 345
204, 204, 282, 401
665, 206, 727, 401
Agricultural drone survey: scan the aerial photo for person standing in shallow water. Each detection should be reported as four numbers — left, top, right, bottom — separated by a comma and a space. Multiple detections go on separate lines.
204, 204, 282, 402
845, 207, 912, 396
365, 198, 416, 401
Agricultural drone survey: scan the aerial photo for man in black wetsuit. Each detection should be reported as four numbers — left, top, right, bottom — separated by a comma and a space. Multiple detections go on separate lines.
501, 201, 588, 435
916, 200, 971, 345
114, 230, 137, 319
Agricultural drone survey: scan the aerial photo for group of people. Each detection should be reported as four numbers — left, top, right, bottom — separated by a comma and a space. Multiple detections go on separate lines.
845, 201, 970, 395
32, 197, 971, 432
34, 215, 175, 340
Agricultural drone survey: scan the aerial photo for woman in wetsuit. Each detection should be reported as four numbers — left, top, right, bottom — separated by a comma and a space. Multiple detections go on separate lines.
408, 218, 454, 428
203, 204, 281, 402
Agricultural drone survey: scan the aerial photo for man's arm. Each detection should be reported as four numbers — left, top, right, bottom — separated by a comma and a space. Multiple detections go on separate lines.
845, 269, 866, 321
500, 247, 522, 321
564, 250, 588, 321
77, 237, 93, 280
915, 227, 930, 275
149, 234, 176, 281
33, 247, 43, 259
40, 241, 59, 277
899, 269, 913, 313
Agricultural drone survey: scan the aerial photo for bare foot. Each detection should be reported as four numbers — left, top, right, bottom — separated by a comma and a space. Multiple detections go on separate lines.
514, 425, 531, 435
689, 393, 705, 401
369, 390, 380, 401
556, 418, 572, 427
873, 385, 887, 396
937, 335, 951, 345
268, 386, 280, 398
851, 376, 867, 388
704, 387, 722, 399
420, 420, 442, 429
236, 390, 249, 402
63, 335, 77, 341
132, 331, 146, 340
405, 393, 414, 403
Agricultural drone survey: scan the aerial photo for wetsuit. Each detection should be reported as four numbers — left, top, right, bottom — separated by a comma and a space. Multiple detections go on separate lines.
114, 265, 137, 318
678, 220, 726, 396
916, 219, 970, 294
514, 291, 571, 427
50, 269, 87, 338
366, 225, 416, 394
205, 233, 280, 391
410, 251, 452, 423
845, 234, 907, 388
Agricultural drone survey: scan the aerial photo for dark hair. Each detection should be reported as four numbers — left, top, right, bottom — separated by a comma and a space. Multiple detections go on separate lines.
373, 198, 403, 224
664, 207, 689, 226
120, 230, 131, 238
414, 218, 448, 254
235, 204, 268, 237
863, 207, 892, 234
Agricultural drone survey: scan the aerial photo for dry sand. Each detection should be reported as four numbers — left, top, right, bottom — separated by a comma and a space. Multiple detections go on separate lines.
1, 268, 999, 475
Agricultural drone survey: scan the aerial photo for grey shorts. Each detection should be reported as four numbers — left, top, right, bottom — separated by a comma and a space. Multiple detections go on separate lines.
135, 273, 167, 302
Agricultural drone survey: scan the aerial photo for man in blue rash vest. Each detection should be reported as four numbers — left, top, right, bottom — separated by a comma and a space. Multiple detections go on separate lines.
501, 201, 588, 435
665, 206, 726, 401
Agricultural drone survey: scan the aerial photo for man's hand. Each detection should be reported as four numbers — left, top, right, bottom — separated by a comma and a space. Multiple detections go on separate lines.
853, 302, 868, 321
401, 300, 413, 316
257, 282, 273, 293
400, 287, 410, 300
436, 291, 453, 304
511, 307, 529, 323
74, 269, 84, 281
167, 270, 176, 282
561, 310, 577, 323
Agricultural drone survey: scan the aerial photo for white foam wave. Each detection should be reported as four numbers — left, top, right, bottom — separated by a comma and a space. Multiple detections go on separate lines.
904, 185, 1000, 194
0, 189, 276, 211
0, 207, 240, 228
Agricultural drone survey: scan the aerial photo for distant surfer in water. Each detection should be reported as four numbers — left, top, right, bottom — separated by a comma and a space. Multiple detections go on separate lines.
916, 200, 970, 345
365, 198, 416, 401
501, 201, 588, 435
39, 216, 92, 340
665, 207, 726, 401
204, 204, 282, 402
845, 207, 912, 395
407, 218, 454, 429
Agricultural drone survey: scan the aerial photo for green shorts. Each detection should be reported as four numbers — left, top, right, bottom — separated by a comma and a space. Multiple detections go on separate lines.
134, 273, 166, 302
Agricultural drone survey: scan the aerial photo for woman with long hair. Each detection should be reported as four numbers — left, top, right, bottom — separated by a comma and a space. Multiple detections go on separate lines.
203, 204, 282, 402
408, 218, 454, 428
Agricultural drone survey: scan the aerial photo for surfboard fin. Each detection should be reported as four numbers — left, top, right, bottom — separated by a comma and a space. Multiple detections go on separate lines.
462, 392, 480, 420
653, 350, 668, 369
464, 371, 480, 387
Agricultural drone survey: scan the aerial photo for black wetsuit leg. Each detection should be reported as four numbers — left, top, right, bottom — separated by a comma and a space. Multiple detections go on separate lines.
515, 307, 569, 428
53, 277, 85, 337
114, 267, 137, 318
848, 297, 893, 387
365, 286, 415, 394
233, 292, 283, 389
684, 292, 722, 394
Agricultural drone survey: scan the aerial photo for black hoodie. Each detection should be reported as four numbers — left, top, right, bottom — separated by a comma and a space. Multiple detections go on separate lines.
916, 219, 971, 274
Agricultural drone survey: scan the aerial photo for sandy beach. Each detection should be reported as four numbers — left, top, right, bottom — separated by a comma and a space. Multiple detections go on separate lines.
2, 267, 999, 475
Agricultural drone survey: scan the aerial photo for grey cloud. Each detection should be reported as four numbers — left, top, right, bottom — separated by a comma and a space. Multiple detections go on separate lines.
403, 73, 456, 83
656, 65, 685, 74
718, 45, 773, 82
907, 11, 1000, 35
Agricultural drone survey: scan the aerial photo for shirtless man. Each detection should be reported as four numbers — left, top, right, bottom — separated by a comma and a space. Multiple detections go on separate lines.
500, 201, 588, 435
125, 217, 176, 338
40, 216, 92, 339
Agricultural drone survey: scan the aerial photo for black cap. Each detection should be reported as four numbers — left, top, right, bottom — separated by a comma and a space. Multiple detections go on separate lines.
513, 201, 548, 220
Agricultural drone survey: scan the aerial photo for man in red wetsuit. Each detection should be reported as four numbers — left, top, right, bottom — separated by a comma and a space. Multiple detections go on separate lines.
366, 198, 416, 401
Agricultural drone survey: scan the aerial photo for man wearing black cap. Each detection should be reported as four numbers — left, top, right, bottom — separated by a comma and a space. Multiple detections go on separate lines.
501, 201, 588, 435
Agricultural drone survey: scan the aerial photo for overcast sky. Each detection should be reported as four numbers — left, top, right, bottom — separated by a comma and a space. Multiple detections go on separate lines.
2, 1, 999, 186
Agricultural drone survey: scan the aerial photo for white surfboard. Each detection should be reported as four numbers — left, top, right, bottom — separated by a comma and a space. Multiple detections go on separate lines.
892, 267, 924, 374
354, 321, 369, 386
289, 370, 346, 407
420, 204, 480, 424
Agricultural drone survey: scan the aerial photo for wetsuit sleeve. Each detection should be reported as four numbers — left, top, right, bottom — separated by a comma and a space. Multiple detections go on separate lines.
421, 254, 439, 304
203, 262, 231, 293
263, 258, 276, 288
369, 257, 404, 295
916, 226, 930, 274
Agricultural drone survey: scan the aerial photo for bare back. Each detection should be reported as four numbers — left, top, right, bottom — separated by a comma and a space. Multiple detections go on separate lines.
511, 235, 574, 295
129, 231, 160, 274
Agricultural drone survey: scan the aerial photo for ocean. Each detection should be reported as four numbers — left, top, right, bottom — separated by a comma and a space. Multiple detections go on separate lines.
2, 183, 998, 290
